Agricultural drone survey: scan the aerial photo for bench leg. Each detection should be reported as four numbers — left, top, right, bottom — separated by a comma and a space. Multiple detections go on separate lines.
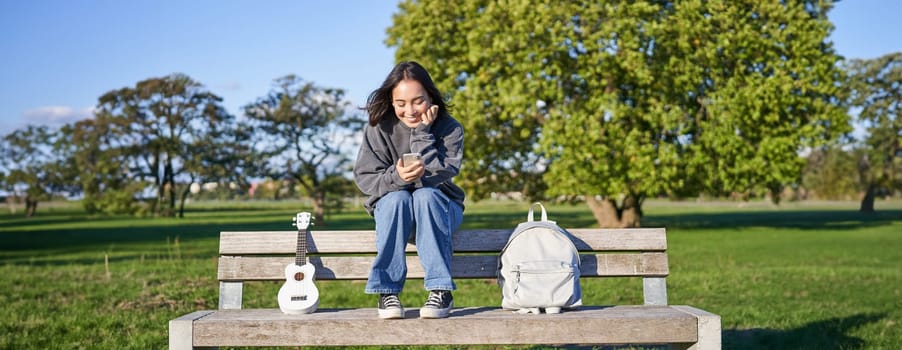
219, 281, 243, 309
169, 311, 214, 350
643, 277, 668, 305
673, 305, 721, 350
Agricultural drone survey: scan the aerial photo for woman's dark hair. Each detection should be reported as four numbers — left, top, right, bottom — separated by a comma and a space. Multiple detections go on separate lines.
364, 61, 448, 126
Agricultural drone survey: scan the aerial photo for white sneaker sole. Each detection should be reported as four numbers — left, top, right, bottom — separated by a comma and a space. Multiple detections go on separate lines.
419, 300, 453, 319
378, 307, 404, 319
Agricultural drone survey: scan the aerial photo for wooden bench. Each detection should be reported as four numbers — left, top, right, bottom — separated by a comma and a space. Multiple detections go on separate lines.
169, 227, 721, 349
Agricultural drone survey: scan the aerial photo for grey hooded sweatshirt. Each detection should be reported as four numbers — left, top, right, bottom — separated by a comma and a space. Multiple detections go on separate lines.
353, 114, 465, 216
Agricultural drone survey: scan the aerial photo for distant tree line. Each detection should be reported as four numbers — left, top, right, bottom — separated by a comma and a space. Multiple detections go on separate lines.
2, 1, 900, 226
1, 73, 364, 220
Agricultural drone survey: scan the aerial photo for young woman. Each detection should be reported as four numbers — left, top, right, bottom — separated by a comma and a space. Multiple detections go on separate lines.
354, 61, 465, 319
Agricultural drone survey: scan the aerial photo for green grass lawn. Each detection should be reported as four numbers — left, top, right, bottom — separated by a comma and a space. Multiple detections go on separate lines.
1, 199, 900, 349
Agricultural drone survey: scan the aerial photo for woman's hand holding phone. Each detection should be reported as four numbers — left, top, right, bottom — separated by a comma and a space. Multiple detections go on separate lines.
397, 153, 424, 183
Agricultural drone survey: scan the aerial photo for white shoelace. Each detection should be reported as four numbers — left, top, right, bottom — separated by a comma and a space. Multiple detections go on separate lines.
424, 292, 445, 308
381, 294, 401, 308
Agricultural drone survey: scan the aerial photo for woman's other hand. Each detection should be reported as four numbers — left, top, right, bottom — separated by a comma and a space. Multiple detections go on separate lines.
421, 104, 439, 125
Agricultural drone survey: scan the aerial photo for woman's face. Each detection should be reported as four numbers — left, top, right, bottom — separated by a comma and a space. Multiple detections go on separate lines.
392, 79, 431, 128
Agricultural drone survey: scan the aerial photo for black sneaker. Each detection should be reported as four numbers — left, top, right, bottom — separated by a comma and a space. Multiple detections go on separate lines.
419, 290, 453, 319
378, 294, 404, 319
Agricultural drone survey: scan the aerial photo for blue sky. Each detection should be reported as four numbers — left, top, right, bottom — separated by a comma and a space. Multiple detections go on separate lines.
1, 0, 900, 135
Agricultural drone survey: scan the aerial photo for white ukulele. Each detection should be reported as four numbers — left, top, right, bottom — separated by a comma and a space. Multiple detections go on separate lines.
278, 212, 319, 314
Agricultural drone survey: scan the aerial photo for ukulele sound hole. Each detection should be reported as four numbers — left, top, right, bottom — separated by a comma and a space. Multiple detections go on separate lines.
294, 272, 305, 281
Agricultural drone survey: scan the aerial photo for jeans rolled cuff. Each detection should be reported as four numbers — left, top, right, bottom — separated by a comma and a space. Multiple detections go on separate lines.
424, 285, 456, 292
365, 288, 403, 295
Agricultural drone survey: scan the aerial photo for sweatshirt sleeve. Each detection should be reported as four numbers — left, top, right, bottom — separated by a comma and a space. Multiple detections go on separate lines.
354, 124, 408, 199
410, 115, 464, 188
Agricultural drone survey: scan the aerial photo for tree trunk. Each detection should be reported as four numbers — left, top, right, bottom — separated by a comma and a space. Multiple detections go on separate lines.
312, 192, 326, 226
768, 184, 783, 205
585, 195, 642, 228
166, 162, 177, 216
859, 183, 876, 213
620, 195, 642, 228
24, 198, 38, 217
857, 153, 874, 213
178, 185, 191, 218
152, 157, 162, 216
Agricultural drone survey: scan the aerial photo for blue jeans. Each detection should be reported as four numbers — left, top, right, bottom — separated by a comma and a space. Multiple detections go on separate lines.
365, 188, 463, 294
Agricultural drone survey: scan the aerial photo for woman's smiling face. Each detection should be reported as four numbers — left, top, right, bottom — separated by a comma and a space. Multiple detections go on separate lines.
392, 79, 431, 128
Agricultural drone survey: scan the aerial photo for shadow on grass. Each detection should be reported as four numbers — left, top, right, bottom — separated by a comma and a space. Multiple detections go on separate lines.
0, 208, 379, 265
0, 216, 376, 252
0, 214, 124, 230
642, 210, 901, 230
2, 204, 898, 265
723, 313, 886, 350
464, 208, 902, 231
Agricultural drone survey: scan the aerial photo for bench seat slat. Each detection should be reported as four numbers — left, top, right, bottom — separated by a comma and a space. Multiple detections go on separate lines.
219, 228, 666, 254
192, 306, 698, 347
217, 252, 669, 281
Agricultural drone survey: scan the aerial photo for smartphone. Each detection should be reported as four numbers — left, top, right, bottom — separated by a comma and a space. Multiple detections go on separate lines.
402, 153, 421, 166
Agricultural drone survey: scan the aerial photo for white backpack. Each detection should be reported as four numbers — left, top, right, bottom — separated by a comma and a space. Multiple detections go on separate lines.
497, 203, 582, 314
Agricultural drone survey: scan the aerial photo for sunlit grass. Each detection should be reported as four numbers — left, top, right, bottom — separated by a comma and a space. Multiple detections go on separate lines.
1, 199, 900, 349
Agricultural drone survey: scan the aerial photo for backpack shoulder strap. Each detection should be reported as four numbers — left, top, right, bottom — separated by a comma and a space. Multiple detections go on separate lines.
527, 202, 555, 224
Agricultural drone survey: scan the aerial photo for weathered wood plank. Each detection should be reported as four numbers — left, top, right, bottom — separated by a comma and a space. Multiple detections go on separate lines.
217, 253, 669, 281
219, 228, 667, 254
673, 305, 722, 350
192, 306, 698, 347
169, 310, 213, 350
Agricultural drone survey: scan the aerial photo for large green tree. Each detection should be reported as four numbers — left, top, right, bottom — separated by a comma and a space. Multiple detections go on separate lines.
388, 0, 849, 227
846, 52, 902, 212
94, 73, 234, 217
243, 75, 364, 222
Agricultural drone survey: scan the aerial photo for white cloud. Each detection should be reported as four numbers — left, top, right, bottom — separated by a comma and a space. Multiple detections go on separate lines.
22, 106, 95, 125
216, 81, 242, 91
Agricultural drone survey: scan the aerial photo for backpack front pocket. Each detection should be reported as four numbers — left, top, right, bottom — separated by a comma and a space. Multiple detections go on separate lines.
510, 260, 576, 308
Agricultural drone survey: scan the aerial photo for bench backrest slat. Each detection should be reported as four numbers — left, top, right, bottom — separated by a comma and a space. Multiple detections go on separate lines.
216, 227, 671, 308
219, 228, 666, 255
217, 252, 669, 281
217, 228, 668, 282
